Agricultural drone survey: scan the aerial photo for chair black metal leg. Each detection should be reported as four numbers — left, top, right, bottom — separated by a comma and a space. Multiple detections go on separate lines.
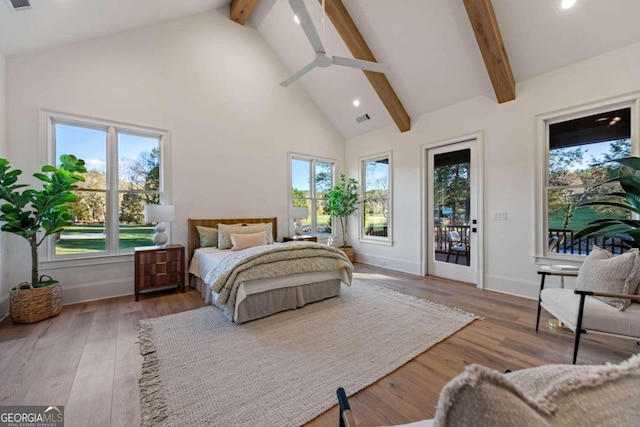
337, 387, 350, 427
535, 274, 546, 332
572, 293, 587, 364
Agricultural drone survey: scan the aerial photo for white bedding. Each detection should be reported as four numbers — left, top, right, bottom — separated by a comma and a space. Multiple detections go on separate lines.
188, 245, 350, 320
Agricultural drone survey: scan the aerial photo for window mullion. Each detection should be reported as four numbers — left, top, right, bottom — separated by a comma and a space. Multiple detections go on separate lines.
107, 127, 119, 255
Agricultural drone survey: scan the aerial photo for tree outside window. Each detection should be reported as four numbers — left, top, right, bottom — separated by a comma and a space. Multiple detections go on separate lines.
547, 107, 632, 255
361, 154, 391, 240
50, 116, 168, 257
290, 155, 334, 237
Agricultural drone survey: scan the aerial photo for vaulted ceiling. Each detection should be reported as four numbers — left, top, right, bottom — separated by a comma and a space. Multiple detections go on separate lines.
3, 0, 640, 139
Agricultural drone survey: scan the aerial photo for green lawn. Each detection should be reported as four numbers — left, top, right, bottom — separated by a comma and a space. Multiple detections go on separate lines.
56, 224, 155, 255
548, 206, 627, 230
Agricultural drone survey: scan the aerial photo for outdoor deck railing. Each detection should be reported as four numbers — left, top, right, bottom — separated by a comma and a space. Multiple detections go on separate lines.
548, 228, 628, 255
433, 227, 630, 256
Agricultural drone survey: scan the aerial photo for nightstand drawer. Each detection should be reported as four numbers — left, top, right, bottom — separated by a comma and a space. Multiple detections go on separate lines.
139, 260, 181, 275
137, 249, 181, 265
138, 271, 183, 289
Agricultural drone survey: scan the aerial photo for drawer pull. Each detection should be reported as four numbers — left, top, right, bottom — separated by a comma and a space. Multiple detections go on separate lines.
155, 251, 167, 254
156, 262, 167, 265
156, 273, 167, 276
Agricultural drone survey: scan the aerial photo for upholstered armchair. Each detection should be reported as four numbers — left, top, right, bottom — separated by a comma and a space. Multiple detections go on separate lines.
536, 246, 640, 364
337, 354, 640, 426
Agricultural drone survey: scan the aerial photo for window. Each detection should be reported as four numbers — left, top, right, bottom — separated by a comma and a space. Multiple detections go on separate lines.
360, 152, 392, 243
538, 99, 637, 258
42, 111, 170, 260
289, 154, 335, 238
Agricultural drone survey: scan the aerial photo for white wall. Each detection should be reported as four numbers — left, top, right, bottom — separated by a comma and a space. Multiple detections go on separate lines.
0, 52, 7, 318
5, 10, 344, 304
346, 41, 640, 299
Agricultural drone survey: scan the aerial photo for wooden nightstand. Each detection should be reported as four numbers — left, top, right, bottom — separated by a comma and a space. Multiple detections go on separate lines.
134, 244, 185, 301
283, 236, 317, 242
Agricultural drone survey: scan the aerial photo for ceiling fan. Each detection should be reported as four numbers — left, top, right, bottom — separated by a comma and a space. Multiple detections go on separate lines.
280, 0, 391, 87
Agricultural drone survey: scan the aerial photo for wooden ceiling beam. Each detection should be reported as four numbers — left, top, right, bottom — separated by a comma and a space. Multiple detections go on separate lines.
230, 0, 260, 25
463, 0, 516, 103
320, 0, 411, 133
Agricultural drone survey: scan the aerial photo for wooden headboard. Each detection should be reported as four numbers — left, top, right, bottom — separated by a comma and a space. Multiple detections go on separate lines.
188, 217, 278, 260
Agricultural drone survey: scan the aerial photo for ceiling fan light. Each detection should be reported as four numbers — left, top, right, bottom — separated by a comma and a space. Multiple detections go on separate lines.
560, 0, 577, 10
353, 99, 360, 107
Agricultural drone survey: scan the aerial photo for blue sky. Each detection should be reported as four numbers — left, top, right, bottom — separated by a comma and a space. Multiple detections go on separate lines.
55, 124, 158, 173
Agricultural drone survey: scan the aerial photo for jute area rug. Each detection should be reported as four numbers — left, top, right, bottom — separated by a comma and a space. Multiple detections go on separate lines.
138, 280, 477, 427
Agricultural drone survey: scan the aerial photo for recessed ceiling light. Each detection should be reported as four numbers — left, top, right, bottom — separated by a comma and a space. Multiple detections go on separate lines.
353, 99, 360, 107
560, 0, 577, 9
293, 14, 300, 24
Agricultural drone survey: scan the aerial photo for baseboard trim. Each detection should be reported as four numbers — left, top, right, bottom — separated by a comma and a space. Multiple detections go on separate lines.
60, 278, 134, 305
483, 273, 539, 300
0, 293, 9, 321
354, 252, 421, 275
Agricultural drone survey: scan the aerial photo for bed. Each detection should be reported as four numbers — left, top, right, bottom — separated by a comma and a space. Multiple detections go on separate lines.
188, 217, 353, 323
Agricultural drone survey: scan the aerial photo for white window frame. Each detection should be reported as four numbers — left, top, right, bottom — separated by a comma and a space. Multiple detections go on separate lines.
534, 93, 640, 262
288, 153, 336, 240
39, 109, 171, 267
359, 151, 393, 246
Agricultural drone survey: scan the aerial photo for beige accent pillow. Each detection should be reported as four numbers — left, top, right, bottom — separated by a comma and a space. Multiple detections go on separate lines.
576, 245, 640, 310
433, 354, 640, 427
230, 231, 267, 251
218, 223, 274, 249
196, 226, 218, 248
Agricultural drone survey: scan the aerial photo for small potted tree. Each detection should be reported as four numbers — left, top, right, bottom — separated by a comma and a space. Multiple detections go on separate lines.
324, 174, 359, 261
0, 155, 87, 323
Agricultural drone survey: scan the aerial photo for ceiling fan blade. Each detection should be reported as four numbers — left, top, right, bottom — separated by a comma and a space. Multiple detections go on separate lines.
332, 56, 391, 74
280, 59, 319, 87
289, 0, 325, 54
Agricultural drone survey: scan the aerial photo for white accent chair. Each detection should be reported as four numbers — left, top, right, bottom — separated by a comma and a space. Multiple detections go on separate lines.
536, 287, 640, 364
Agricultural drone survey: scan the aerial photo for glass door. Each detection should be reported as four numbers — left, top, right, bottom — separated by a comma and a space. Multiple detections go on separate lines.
426, 140, 478, 284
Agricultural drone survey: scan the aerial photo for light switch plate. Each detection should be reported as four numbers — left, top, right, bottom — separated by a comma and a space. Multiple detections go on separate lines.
492, 211, 507, 221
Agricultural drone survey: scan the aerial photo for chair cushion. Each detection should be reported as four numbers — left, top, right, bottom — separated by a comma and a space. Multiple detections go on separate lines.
540, 288, 640, 337
576, 246, 640, 310
432, 354, 640, 427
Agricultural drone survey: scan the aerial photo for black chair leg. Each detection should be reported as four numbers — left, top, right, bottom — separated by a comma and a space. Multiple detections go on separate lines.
572, 293, 587, 364
337, 387, 350, 427
535, 274, 546, 332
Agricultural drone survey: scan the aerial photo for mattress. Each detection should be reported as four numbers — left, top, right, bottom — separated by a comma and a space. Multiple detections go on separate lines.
188, 246, 350, 322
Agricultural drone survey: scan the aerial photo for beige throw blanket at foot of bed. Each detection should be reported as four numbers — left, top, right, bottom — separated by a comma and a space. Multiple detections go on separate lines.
204, 242, 353, 320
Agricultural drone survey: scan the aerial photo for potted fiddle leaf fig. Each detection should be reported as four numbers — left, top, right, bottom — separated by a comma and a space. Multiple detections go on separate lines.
323, 174, 359, 261
0, 154, 87, 323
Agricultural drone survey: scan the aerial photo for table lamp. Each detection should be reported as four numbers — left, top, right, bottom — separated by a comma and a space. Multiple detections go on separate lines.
144, 204, 175, 246
291, 206, 309, 236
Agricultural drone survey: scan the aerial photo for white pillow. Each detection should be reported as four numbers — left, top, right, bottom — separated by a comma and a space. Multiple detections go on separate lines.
218, 223, 274, 249
577, 246, 640, 310
230, 231, 267, 251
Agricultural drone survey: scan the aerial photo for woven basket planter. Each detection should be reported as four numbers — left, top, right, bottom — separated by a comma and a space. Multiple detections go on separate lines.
10, 281, 63, 324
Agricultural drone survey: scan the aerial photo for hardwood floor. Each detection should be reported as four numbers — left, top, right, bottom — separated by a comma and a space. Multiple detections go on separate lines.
1, 264, 638, 426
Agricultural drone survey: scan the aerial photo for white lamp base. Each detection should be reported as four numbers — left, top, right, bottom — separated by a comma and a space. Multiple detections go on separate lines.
294, 219, 303, 236
152, 223, 168, 246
